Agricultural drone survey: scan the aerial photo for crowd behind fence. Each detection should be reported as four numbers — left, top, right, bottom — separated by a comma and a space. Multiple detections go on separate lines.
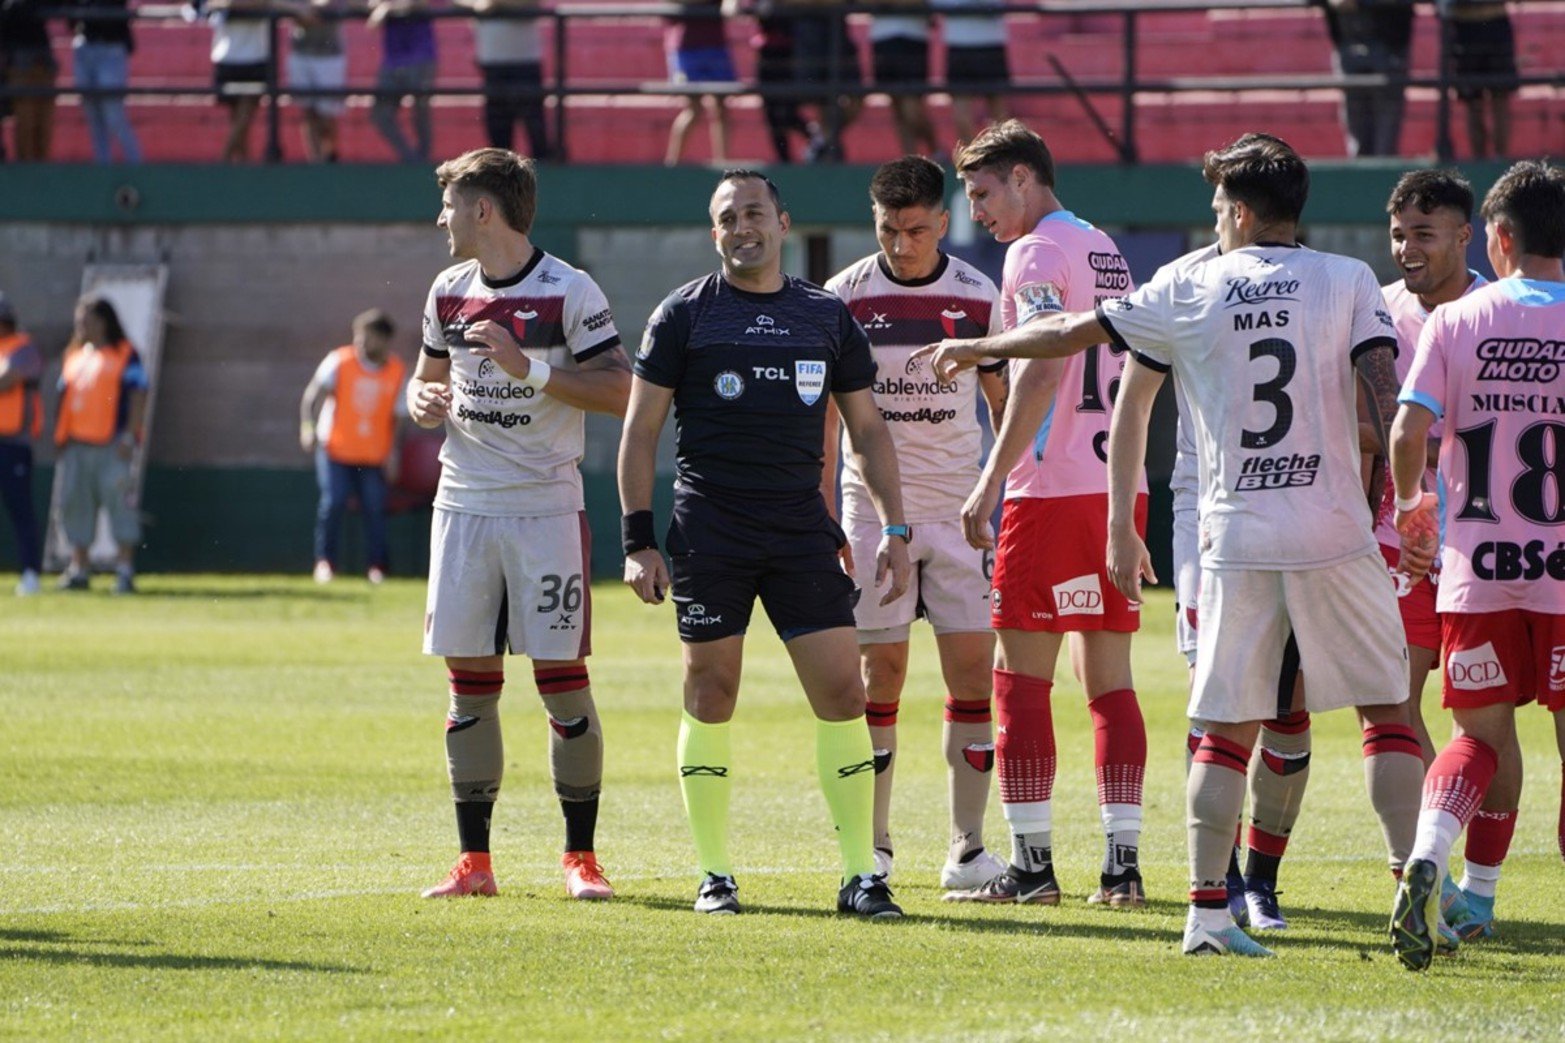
0, 1, 1558, 165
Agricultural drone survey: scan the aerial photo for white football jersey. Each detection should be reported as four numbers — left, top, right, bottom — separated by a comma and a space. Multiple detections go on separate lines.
421, 251, 621, 518
1100, 242, 1397, 570
826, 252, 1002, 522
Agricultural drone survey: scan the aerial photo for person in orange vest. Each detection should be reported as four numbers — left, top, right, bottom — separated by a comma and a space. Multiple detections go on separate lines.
299, 308, 408, 584
54, 294, 149, 595
0, 293, 45, 596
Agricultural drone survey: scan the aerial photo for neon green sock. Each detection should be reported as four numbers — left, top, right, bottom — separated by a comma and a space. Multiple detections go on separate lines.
678, 712, 732, 877
816, 716, 877, 880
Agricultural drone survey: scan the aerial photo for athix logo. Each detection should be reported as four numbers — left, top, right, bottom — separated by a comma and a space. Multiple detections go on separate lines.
940, 306, 968, 338
680, 765, 729, 778
745, 313, 791, 336
837, 759, 876, 779
1053, 574, 1104, 616
683, 601, 724, 626
1447, 642, 1507, 691
510, 307, 539, 340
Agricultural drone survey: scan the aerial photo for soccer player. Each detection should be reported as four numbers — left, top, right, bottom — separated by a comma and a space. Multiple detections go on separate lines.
299, 309, 407, 585
1380, 168, 1527, 936
938, 120, 1151, 909
919, 133, 1430, 958
620, 170, 913, 918
1389, 160, 1565, 970
823, 156, 1009, 889
407, 148, 631, 901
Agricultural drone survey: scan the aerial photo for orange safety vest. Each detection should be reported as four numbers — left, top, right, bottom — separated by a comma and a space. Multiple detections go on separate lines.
55, 340, 137, 447
323, 346, 406, 466
0, 332, 43, 439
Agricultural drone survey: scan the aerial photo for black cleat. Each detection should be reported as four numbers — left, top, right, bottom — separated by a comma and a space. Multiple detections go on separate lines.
837, 873, 903, 919
694, 873, 741, 915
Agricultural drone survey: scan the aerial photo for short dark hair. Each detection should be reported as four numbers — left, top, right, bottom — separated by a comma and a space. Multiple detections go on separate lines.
74, 295, 127, 346
1480, 160, 1565, 258
436, 148, 537, 235
1386, 169, 1474, 220
954, 119, 1055, 189
353, 308, 396, 339
869, 156, 945, 211
715, 169, 786, 215
1201, 133, 1310, 225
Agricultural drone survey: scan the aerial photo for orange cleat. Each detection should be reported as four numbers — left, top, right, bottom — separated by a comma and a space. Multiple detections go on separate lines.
421, 853, 497, 898
562, 851, 613, 900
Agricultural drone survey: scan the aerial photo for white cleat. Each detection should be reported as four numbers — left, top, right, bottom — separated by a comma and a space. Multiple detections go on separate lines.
940, 849, 1007, 891
1182, 908, 1276, 958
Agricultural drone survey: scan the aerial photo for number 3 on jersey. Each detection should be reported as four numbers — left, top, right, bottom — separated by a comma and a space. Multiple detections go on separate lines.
1241, 338, 1296, 449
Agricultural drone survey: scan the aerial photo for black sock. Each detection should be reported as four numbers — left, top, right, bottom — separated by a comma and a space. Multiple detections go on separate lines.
1244, 850, 1283, 887
562, 796, 599, 853
455, 801, 492, 853
1227, 844, 1243, 880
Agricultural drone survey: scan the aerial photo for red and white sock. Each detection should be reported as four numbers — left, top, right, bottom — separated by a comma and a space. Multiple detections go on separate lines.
1410, 736, 1500, 878
1090, 688, 1146, 877
1460, 807, 1517, 898
994, 668, 1055, 872
1189, 732, 1251, 930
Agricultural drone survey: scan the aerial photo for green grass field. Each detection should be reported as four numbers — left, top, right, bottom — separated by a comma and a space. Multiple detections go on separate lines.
3, 576, 1562, 1040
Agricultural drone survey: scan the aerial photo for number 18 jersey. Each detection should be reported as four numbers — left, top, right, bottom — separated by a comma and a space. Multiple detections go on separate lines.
1099, 242, 1397, 570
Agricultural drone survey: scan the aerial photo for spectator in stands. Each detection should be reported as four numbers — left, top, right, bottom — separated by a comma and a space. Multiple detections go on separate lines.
68, 0, 142, 164
870, 1, 937, 157
663, 1, 734, 166
0, 0, 59, 161
54, 295, 147, 595
300, 309, 407, 585
205, 0, 275, 163
1442, 0, 1516, 159
288, 0, 346, 162
791, 0, 862, 162
937, 0, 1010, 144
726, 0, 818, 164
459, 0, 551, 160
1317, 0, 1414, 157
369, 0, 438, 163
0, 293, 43, 596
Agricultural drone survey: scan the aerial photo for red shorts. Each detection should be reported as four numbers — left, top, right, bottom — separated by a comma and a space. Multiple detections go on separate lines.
1378, 543, 1441, 652
1441, 609, 1565, 712
990, 492, 1146, 634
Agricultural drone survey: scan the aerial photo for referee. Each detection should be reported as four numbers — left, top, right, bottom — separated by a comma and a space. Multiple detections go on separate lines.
619, 170, 913, 918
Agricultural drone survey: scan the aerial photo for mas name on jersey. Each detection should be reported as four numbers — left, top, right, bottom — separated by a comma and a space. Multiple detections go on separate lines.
1236, 452, 1320, 491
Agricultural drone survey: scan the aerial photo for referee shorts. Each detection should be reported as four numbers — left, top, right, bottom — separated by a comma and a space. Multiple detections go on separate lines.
670, 552, 858, 643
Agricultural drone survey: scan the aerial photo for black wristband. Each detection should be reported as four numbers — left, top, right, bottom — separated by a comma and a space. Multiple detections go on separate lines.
622, 510, 658, 556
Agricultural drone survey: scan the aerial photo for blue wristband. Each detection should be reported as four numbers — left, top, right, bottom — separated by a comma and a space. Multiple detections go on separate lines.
882, 524, 911, 542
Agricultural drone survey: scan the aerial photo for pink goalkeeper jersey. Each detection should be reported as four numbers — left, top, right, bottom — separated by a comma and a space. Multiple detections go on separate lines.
999, 210, 1145, 500
1376, 271, 1486, 547
1401, 277, 1565, 614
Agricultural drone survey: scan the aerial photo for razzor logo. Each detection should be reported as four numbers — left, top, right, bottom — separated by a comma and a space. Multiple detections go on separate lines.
1052, 574, 1104, 616
1446, 642, 1507, 691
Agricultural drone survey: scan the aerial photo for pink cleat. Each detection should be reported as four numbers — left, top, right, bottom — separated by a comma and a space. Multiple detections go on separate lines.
563, 851, 614, 900
421, 853, 497, 898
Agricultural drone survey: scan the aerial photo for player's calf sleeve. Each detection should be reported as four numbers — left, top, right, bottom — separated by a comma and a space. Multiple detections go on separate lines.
536, 666, 603, 853
1362, 723, 1425, 874
866, 699, 899, 854
1410, 735, 1500, 874
815, 715, 877, 879
1246, 710, 1311, 883
678, 711, 734, 877
446, 670, 505, 853
995, 669, 1056, 872
944, 697, 995, 862
1461, 808, 1518, 898
1090, 688, 1145, 876
1189, 733, 1251, 910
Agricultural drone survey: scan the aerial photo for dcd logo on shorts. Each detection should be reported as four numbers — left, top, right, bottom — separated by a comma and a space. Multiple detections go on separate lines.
1446, 642, 1507, 691
1052, 574, 1104, 616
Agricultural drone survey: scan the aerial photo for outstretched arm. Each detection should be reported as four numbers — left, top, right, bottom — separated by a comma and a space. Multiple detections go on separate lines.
912, 309, 1109, 382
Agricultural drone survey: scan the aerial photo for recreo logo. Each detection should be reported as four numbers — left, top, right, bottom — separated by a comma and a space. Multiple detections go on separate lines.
1446, 642, 1507, 691
1052, 574, 1104, 616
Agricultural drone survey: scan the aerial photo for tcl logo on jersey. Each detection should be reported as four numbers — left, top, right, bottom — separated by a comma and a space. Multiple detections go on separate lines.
1235, 452, 1321, 490
752, 366, 792, 381
1052, 574, 1104, 616
1446, 643, 1508, 691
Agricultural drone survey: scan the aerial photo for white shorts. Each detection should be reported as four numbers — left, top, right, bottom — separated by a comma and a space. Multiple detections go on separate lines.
1172, 503, 1200, 665
1190, 551, 1408, 723
424, 508, 592, 660
845, 512, 992, 643
288, 53, 347, 116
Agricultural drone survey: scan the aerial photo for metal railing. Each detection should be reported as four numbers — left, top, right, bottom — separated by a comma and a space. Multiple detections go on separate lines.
6, 1, 1557, 163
